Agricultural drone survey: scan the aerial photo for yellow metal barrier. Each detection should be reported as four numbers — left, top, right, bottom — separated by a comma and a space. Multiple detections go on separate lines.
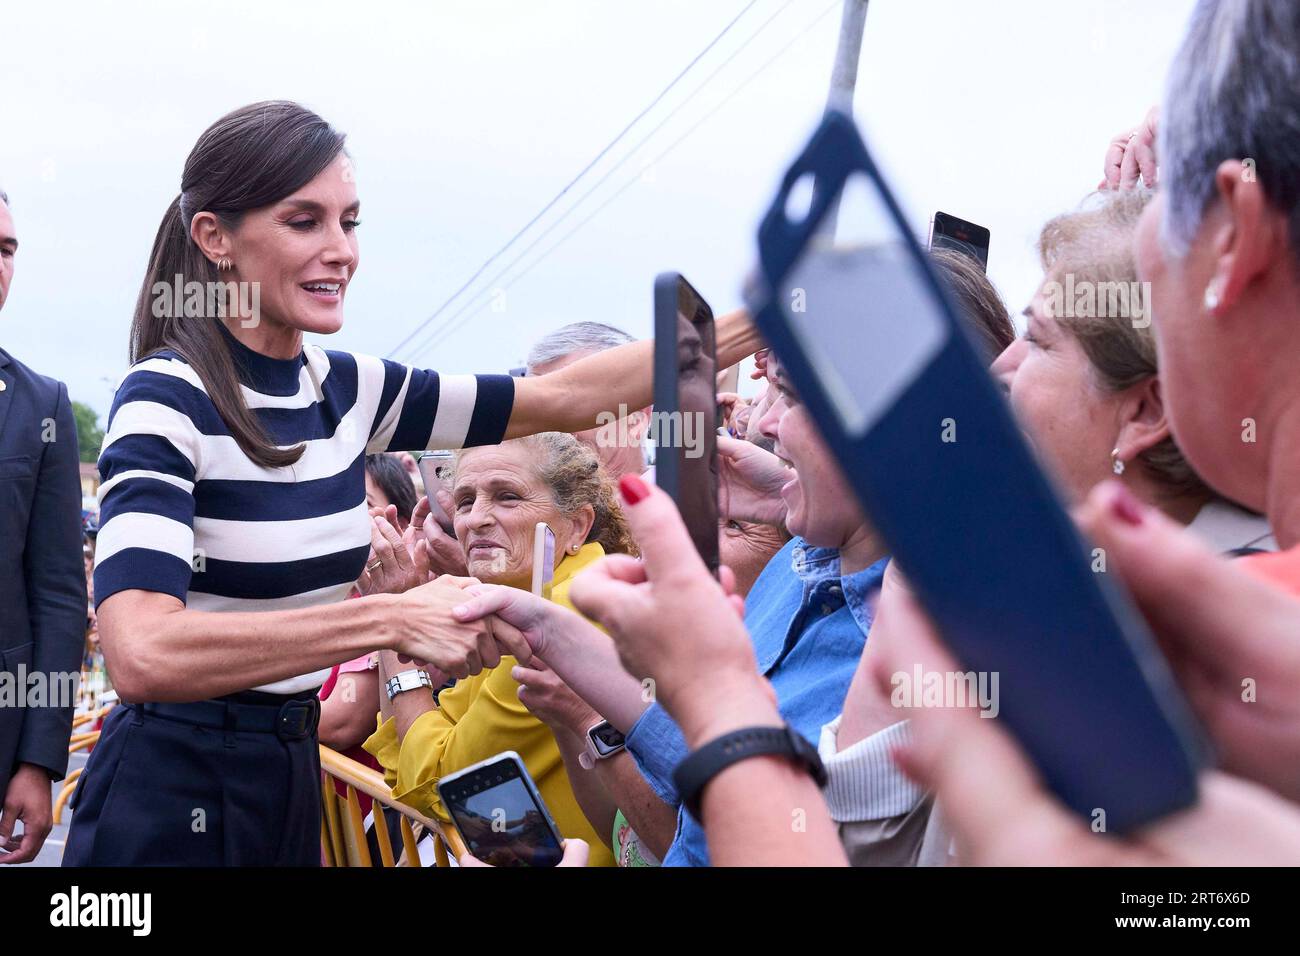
318, 745, 466, 867
52, 768, 83, 826
54, 705, 112, 826
72, 704, 111, 731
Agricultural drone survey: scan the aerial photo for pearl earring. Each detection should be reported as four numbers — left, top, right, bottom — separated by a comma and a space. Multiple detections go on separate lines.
1203, 282, 1220, 312
1111, 448, 1125, 475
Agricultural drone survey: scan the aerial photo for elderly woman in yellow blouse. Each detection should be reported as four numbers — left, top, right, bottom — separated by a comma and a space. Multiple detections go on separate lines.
363, 432, 634, 867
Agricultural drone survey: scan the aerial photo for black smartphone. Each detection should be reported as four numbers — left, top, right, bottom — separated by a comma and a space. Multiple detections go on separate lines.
929, 211, 990, 271
745, 112, 1204, 833
653, 273, 720, 574
436, 751, 565, 867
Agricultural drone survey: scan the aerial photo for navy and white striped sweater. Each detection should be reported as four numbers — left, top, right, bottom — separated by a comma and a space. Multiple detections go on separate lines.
93, 329, 514, 694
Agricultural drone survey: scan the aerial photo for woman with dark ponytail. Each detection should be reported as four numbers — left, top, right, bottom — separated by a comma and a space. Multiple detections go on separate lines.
64, 100, 761, 865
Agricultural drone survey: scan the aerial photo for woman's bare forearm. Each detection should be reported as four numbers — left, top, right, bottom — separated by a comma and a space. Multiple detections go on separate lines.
536, 616, 650, 732
714, 308, 763, 368
553, 727, 618, 849
591, 754, 679, 860
98, 589, 402, 702
506, 309, 760, 438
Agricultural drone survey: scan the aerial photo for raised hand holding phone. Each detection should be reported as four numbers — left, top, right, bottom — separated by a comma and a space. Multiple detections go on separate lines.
745, 111, 1203, 832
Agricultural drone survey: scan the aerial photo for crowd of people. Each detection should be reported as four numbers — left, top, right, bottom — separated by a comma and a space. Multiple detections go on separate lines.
3, 0, 1300, 867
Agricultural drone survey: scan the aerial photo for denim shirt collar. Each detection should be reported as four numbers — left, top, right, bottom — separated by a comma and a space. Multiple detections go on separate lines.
788, 540, 890, 636
790, 542, 843, 584
843, 555, 891, 634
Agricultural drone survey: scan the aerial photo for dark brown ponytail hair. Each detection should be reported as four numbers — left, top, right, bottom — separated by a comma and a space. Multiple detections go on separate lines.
130, 100, 347, 468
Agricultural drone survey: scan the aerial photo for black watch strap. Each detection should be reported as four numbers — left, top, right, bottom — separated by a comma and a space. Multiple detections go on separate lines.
674, 724, 827, 822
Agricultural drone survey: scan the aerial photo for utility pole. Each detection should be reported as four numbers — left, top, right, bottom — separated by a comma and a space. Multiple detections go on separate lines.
818, 0, 870, 236
825, 0, 870, 116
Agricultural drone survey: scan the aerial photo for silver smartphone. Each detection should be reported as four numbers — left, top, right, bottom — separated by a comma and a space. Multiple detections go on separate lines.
416, 450, 457, 534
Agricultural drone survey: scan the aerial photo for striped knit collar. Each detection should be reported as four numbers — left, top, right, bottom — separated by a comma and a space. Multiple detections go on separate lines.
217, 322, 307, 396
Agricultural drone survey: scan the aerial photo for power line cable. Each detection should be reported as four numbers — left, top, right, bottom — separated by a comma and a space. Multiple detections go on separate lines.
392, 0, 803, 365
404, 0, 841, 363
384, 0, 763, 359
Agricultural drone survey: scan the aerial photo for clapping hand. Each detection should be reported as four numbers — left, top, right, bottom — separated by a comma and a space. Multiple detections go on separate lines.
357, 505, 430, 595
411, 492, 469, 578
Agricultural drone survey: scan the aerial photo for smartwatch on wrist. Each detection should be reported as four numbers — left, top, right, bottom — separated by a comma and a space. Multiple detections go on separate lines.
578, 720, 626, 770
673, 724, 826, 822
385, 668, 434, 701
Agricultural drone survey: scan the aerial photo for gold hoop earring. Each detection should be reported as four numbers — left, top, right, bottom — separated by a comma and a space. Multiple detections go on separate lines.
1111, 448, 1125, 476
218, 257, 232, 272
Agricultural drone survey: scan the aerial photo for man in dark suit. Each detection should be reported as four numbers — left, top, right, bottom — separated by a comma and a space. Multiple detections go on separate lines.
0, 187, 87, 864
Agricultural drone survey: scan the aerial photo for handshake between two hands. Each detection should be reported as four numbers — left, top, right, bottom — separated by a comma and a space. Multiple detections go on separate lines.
361, 468, 766, 735
356, 492, 531, 680
448, 472, 772, 741
360, 475, 762, 716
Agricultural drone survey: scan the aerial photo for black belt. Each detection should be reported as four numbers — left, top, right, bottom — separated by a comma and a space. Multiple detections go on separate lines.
136, 690, 320, 741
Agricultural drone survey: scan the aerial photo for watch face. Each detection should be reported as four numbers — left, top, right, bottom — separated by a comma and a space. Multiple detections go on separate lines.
590, 722, 626, 755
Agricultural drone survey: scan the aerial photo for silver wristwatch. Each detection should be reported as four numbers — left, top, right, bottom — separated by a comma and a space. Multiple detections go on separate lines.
385, 668, 434, 701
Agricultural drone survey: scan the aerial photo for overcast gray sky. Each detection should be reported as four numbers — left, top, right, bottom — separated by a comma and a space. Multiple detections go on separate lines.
2, 0, 1194, 421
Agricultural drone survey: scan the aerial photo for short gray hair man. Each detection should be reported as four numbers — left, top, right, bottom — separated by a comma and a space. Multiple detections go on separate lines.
525, 321, 635, 375
523, 321, 648, 480
1160, 0, 1300, 260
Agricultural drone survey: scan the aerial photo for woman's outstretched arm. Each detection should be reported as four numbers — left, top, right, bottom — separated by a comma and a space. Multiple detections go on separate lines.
505, 308, 760, 439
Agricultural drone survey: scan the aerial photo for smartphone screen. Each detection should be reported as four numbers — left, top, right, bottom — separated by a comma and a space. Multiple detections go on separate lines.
590, 722, 626, 756
437, 752, 564, 867
654, 273, 720, 573
531, 522, 556, 599
416, 452, 456, 534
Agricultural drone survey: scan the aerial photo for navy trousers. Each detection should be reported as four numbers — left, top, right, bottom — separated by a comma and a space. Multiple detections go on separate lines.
62, 691, 322, 866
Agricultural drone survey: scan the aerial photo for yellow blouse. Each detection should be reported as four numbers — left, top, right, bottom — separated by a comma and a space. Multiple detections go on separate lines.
363, 541, 615, 867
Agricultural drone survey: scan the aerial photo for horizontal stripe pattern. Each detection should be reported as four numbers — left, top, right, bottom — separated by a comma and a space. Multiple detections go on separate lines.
94, 344, 514, 694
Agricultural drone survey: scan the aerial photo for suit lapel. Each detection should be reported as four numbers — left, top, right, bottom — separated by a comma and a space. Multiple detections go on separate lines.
0, 350, 14, 447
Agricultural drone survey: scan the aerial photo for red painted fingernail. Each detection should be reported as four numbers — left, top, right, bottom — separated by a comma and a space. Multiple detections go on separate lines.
618, 473, 650, 505
1110, 483, 1146, 527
